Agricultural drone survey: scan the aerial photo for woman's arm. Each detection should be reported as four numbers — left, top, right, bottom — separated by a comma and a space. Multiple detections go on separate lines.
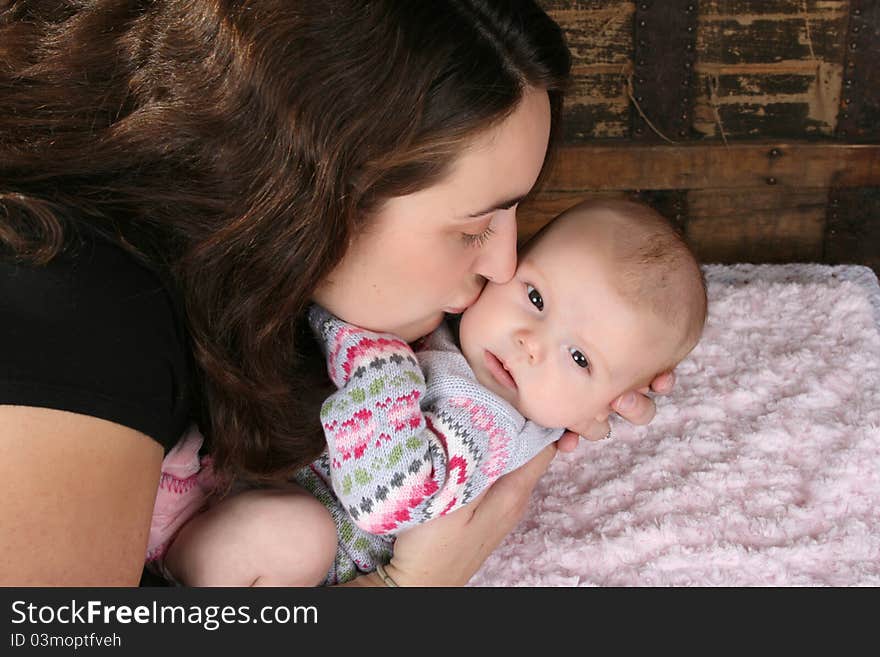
0, 406, 163, 585
555, 371, 676, 452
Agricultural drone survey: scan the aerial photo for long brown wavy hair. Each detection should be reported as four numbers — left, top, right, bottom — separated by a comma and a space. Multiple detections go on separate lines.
0, 0, 570, 484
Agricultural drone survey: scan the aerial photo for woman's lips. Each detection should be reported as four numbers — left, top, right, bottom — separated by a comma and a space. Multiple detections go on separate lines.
445, 292, 483, 315
483, 350, 517, 391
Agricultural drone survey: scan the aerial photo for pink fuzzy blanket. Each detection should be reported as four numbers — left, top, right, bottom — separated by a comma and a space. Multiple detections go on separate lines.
470, 264, 880, 586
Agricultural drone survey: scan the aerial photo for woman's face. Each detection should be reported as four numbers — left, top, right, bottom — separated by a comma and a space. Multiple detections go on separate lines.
312, 87, 552, 342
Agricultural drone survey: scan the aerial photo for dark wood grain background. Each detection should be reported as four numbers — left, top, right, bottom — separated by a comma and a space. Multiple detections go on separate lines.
526, 0, 879, 273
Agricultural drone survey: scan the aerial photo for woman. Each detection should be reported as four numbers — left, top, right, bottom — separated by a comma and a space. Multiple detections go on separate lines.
0, 0, 671, 586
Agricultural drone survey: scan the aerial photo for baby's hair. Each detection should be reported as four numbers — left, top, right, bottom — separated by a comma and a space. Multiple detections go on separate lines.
608, 200, 706, 366
559, 199, 708, 371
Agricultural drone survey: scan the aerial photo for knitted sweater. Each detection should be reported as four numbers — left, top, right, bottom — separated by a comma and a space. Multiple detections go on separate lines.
295, 306, 562, 584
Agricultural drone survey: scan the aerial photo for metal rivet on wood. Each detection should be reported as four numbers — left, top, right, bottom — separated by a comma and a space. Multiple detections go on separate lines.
631, 0, 698, 142
836, 0, 879, 141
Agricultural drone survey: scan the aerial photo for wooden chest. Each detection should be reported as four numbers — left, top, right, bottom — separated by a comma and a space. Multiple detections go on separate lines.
524, 1, 880, 272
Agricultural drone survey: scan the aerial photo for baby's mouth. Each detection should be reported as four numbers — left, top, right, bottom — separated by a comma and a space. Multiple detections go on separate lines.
483, 350, 518, 391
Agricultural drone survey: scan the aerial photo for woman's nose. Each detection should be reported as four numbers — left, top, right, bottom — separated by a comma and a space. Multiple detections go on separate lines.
514, 328, 544, 364
473, 208, 517, 284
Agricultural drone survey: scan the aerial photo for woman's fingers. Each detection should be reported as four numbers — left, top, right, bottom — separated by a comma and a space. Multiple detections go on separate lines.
612, 370, 676, 426
612, 390, 656, 426
650, 370, 676, 395
556, 431, 580, 452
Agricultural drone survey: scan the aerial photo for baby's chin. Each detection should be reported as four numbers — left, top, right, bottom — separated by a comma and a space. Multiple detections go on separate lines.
514, 400, 592, 432
498, 394, 561, 429
519, 408, 566, 430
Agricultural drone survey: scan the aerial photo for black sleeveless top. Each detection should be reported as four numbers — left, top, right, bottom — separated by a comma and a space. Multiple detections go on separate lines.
0, 229, 195, 452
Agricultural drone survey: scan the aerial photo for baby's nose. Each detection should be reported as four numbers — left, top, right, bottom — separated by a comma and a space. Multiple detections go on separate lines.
515, 329, 544, 363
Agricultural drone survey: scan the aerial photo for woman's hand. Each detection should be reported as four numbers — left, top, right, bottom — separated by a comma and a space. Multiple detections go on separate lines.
612, 371, 676, 426
557, 370, 677, 453
340, 371, 678, 586
374, 443, 557, 586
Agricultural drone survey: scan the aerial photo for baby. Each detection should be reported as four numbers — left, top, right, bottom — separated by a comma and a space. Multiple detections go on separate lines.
149, 199, 707, 585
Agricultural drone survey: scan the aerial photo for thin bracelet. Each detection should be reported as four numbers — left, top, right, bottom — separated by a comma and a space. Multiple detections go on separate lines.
375, 563, 399, 587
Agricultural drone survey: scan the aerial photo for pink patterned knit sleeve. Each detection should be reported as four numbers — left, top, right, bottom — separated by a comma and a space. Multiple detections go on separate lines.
309, 306, 558, 536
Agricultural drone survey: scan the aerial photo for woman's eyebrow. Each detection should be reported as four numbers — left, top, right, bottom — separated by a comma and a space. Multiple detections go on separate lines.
465, 194, 526, 218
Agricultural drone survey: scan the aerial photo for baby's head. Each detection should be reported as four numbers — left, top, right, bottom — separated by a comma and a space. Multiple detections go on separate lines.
459, 199, 707, 432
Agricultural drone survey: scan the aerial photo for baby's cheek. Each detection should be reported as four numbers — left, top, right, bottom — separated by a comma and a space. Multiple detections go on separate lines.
518, 380, 584, 429
512, 385, 551, 427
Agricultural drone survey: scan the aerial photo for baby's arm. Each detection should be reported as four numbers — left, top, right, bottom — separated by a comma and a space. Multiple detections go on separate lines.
310, 307, 560, 536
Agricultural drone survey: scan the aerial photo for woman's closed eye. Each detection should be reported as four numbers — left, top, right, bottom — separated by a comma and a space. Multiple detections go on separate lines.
461, 225, 495, 247
526, 284, 543, 310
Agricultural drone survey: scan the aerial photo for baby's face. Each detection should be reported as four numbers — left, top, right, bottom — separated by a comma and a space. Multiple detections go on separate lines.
459, 215, 681, 431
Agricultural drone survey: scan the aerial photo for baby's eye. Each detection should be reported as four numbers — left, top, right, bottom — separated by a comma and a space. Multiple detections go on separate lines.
526, 284, 544, 311
570, 348, 590, 369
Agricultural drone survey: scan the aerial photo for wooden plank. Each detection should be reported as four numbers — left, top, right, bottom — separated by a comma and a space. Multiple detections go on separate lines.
693, 65, 842, 137
697, 14, 848, 65
694, 96, 840, 138
701, 0, 848, 14
824, 187, 880, 270
635, 190, 690, 234
686, 188, 826, 263
517, 187, 828, 264
688, 186, 826, 216
562, 73, 630, 140
540, 142, 880, 191
631, 1, 699, 141
541, 1, 622, 12
695, 1, 848, 138
836, 0, 880, 140
540, 1, 859, 141
545, 3, 633, 66
543, 1, 634, 140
